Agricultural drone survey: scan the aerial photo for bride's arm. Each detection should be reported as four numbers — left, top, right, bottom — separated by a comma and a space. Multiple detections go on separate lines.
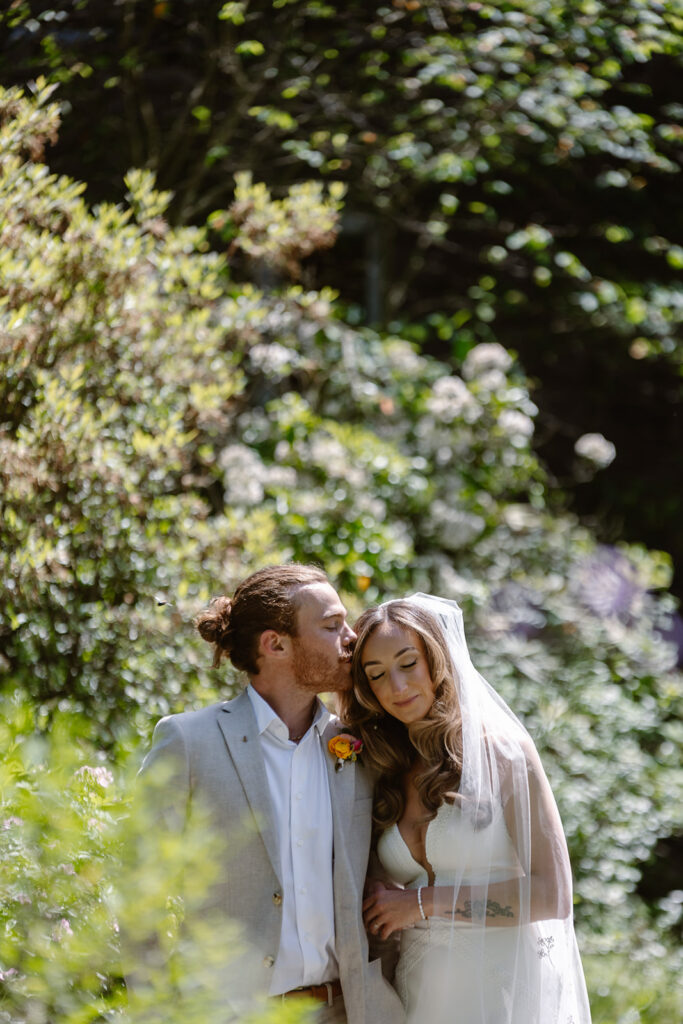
427, 735, 572, 924
365, 737, 573, 937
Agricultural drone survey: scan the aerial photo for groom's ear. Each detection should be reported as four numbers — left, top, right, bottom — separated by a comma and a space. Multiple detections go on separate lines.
259, 629, 292, 660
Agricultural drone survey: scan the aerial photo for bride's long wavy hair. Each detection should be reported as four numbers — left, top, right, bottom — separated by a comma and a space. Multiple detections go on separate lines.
339, 600, 463, 833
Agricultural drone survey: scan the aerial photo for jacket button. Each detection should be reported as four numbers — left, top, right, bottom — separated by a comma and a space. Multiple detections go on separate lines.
263, 955, 275, 968
272, 892, 282, 905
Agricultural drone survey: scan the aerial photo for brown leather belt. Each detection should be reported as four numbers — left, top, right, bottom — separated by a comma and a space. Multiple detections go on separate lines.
279, 980, 343, 1004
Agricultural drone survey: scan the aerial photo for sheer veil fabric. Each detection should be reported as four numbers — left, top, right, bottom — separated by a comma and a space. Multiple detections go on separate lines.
375, 594, 591, 1024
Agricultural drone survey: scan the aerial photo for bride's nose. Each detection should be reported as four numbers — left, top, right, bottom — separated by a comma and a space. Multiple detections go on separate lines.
388, 670, 409, 694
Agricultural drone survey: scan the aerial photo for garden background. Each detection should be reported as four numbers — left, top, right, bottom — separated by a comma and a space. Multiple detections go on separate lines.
0, 2, 681, 1022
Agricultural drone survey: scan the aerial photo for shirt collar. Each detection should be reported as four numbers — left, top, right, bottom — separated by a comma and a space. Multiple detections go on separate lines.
247, 683, 334, 739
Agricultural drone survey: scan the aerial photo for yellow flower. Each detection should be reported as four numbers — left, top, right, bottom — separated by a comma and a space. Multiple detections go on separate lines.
328, 736, 352, 760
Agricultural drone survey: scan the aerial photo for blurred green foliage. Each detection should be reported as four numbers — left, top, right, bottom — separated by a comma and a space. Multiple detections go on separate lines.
0, 696, 313, 1022
1, 83, 682, 1021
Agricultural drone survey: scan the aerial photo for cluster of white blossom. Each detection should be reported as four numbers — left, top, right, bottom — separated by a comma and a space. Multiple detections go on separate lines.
462, 342, 513, 380
292, 434, 368, 489
248, 341, 301, 375
427, 554, 489, 604
221, 442, 298, 506
426, 375, 482, 424
219, 444, 267, 505
498, 408, 535, 442
574, 432, 616, 468
502, 504, 545, 533
414, 417, 476, 465
472, 367, 510, 393
427, 502, 486, 550
266, 464, 299, 489
382, 337, 428, 377
281, 490, 329, 517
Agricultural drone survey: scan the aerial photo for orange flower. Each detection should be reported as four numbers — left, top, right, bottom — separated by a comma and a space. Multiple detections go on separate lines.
328, 734, 363, 770
329, 736, 352, 759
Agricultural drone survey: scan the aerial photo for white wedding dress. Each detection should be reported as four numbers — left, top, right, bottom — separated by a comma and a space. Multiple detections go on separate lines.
377, 798, 584, 1024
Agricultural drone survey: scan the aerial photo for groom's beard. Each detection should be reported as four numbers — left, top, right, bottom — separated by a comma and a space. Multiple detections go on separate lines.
291, 639, 352, 694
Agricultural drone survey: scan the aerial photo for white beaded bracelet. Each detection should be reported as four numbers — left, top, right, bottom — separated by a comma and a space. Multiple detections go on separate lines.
417, 886, 427, 921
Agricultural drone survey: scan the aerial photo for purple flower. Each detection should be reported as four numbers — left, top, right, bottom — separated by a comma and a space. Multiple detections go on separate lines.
2, 816, 24, 830
52, 918, 73, 942
574, 547, 641, 620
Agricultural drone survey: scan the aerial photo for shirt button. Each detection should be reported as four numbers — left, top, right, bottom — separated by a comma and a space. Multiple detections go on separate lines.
272, 892, 282, 906
296, 839, 303, 847
295, 792, 303, 800
299, 886, 307, 895
263, 955, 275, 968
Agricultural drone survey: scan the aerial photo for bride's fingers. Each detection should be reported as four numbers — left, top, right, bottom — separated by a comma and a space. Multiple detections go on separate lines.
364, 908, 388, 932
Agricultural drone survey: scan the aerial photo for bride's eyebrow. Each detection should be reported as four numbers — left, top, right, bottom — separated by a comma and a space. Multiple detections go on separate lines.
363, 645, 418, 667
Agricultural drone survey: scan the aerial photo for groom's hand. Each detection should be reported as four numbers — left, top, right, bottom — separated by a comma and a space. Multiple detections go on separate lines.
363, 883, 421, 940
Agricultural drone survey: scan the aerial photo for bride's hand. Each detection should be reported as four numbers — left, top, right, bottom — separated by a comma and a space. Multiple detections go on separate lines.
362, 883, 422, 939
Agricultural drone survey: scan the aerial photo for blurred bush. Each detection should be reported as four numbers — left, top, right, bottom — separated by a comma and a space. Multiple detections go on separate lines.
1, 83, 681, 1021
0, 696, 312, 1023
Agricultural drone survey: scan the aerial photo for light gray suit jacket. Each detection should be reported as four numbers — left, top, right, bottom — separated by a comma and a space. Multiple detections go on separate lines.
138, 690, 404, 1024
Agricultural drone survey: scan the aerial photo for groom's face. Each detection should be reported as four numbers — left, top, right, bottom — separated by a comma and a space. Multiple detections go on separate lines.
290, 583, 357, 694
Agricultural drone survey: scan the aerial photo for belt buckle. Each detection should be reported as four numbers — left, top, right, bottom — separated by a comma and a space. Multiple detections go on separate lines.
324, 981, 334, 1007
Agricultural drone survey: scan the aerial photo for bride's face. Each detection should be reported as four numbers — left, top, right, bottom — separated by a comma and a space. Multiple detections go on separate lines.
361, 621, 435, 724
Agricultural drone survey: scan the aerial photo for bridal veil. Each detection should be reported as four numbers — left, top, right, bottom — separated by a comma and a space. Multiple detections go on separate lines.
381, 593, 591, 1024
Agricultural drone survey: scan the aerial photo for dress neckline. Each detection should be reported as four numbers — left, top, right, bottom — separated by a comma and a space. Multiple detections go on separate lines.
393, 820, 434, 882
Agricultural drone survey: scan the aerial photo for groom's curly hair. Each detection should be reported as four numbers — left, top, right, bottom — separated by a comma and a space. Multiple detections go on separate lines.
195, 563, 328, 675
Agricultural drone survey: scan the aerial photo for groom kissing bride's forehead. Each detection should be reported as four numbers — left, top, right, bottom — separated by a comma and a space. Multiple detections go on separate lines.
196, 562, 357, 697
134, 563, 403, 1024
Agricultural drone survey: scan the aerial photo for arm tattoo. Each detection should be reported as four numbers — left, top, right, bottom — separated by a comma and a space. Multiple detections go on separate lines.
453, 899, 514, 921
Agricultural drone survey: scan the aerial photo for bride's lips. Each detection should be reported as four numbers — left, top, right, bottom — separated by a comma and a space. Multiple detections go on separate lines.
394, 695, 418, 708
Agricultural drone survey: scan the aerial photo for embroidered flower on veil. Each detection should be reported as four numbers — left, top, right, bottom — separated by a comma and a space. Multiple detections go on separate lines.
328, 734, 363, 772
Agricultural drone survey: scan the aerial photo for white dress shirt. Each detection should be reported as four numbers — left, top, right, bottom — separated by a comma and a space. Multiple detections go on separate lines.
247, 684, 339, 995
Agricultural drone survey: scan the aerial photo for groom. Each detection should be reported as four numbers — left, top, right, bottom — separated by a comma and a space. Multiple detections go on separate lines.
135, 563, 403, 1024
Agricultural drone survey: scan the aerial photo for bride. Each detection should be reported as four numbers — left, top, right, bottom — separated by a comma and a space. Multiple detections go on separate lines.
339, 594, 591, 1024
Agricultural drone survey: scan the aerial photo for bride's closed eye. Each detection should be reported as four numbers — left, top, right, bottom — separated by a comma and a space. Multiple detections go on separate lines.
368, 660, 418, 681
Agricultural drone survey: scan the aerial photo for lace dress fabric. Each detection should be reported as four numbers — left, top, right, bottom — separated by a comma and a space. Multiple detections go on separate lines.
377, 801, 576, 1024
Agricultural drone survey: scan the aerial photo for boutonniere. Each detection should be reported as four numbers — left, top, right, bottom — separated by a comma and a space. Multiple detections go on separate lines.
328, 733, 363, 773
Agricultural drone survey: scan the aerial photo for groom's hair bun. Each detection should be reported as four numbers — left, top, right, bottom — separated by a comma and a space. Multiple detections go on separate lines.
195, 595, 233, 668
194, 563, 329, 676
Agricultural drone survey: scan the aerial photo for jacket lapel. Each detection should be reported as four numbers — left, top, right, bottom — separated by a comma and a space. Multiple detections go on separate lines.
323, 721, 358, 854
216, 690, 281, 885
